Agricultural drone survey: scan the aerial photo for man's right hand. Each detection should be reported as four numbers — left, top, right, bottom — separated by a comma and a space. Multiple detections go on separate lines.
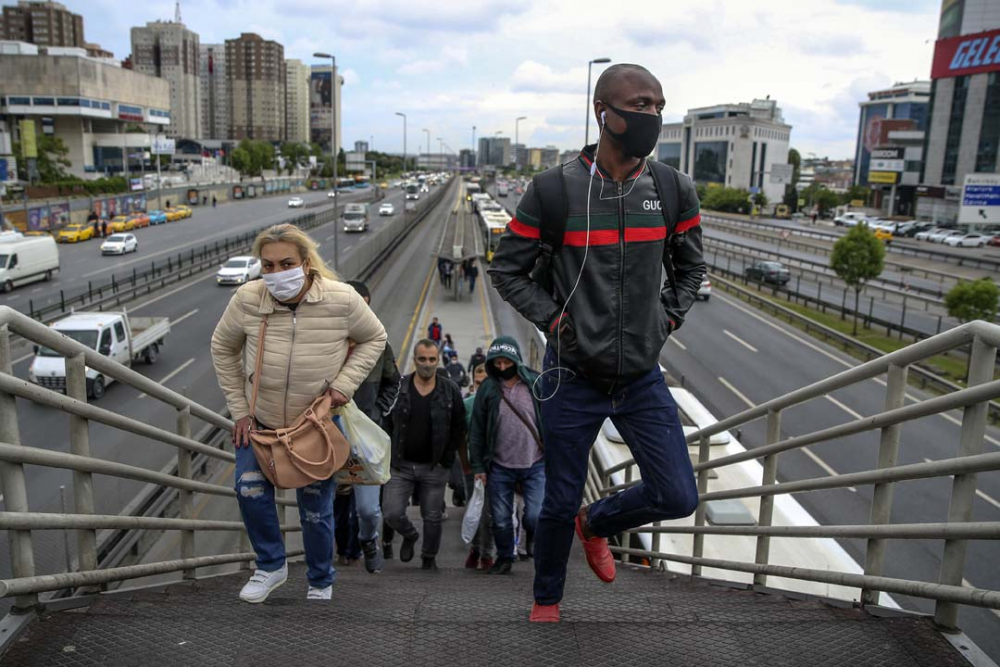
547, 312, 578, 353
474, 473, 487, 486
233, 416, 252, 448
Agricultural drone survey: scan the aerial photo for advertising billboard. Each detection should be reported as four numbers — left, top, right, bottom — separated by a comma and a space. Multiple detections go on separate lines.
932, 26, 1000, 79
868, 171, 900, 185
310, 70, 332, 150
870, 147, 905, 173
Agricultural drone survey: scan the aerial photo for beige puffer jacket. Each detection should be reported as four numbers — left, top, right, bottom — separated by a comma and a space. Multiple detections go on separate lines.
211, 275, 387, 428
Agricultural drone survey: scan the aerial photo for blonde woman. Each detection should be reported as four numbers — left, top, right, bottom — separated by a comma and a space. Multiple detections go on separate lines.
211, 223, 387, 603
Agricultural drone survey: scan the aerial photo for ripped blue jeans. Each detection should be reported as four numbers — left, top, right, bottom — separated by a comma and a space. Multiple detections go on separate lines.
234, 417, 341, 588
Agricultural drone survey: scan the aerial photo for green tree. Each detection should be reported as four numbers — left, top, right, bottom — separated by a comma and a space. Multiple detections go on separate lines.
14, 136, 71, 183
280, 142, 309, 175
702, 186, 753, 213
788, 148, 801, 187
230, 146, 252, 175
945, 278, 1000, 324
842, 185, 870, 206
783, 185, 799, 210
830, 225, 886, 335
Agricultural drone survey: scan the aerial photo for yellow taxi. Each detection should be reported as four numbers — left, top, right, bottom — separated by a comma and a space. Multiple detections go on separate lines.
57, 223, 95, 243
165, 208, 184, 222
130, 212, 150, 228
174, 204, 193, 219
109, 215, 136, 233
873, 228, 893, 244
379, 182, 389, 189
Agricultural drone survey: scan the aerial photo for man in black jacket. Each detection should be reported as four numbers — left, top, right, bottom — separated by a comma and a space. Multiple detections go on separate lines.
489, 64, 702, 622
382, 339, 466, 572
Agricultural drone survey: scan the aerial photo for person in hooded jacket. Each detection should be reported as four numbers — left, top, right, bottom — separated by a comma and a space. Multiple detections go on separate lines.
468, 337, 545, 575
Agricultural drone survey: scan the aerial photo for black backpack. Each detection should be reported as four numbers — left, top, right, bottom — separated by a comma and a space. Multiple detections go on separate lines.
528, 160, 684, 296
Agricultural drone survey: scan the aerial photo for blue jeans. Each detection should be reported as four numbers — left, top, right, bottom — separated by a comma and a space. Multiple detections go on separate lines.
533, 348, 699, 605
234, 416, 344, 588
333, 484, 382, 558
489, 461, 545, 561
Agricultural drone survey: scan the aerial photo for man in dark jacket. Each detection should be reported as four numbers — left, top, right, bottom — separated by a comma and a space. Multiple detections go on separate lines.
467, 347, 486, 374
489, 64, 702, 623
382, 339, 466, 572
468, 337, 544, 576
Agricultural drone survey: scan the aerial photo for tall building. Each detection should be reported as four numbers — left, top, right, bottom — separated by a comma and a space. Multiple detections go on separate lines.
284, 58, 309, 144
657, 98, 792, 205
354, 140, 369, 153
309, 64, 342, 153
853, 81, 930, 186
477, 136, 510, 167
511, 143, 526, 168
198, 44, 228, 140
559, 149, 578, 164
540, 145, 560, 169
2, 1, 83, 48
459, 148, 475, 169
227, 33, 285, 142
920, 0, 1000, 223
131, 21, 201, 139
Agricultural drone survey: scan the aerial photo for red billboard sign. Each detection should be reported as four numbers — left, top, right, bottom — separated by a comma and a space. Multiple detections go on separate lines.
932, 28, 1000, 79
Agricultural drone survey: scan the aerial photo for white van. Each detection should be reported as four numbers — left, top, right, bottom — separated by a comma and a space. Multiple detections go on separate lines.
0, 232, 59, 292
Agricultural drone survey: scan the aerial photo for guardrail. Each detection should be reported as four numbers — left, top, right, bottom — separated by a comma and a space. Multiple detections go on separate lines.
586, 317, 1000, 630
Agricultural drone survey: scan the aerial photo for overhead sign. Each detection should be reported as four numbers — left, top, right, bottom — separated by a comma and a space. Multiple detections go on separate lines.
868, 171, 899, 185
932, 27, 1000, 79
151, 137, 176, 155
959, 173, 1000, 224
345, 150, 365, 171
769, 163, 793, 184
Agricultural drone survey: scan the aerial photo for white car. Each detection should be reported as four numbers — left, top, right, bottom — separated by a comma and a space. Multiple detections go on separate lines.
216, 256, 262, 285
944, 233, 988, 248
929, 229, 962, 243
915, 227, 942, 241
697, 278, 712, 301
420, 185, 430, 193
288, 197, 304, 208
100, 233, 137, 255
834, 212, 867, 227
327, 191, 337, 198
379, 202, 395, 216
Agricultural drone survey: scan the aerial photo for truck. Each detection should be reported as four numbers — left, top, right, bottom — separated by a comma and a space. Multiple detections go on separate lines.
405, 182, 420, 200
342, 203, 370, 233
28, 310, 171, 399
0, 231, 59, 292
497, 183, 509, 197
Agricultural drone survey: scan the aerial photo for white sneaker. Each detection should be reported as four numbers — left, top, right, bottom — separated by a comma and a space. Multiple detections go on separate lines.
306, 585, 332, 600
239, 564, 288, 603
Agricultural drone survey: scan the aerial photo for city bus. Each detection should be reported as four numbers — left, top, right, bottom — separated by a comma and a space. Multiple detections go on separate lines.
480, 209, 511, 262
405, 182, 420, 200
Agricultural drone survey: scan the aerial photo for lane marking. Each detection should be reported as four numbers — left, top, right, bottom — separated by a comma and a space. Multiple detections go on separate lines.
718, 376, 755, 410
138, 358, 196, 399
723, 329, 758, 353
800, 448, 857, 493
923, 458, 1000, 511
130, 271, 218, 312
171, 309, 199, 326
398, 261, 438, 374
669, 337, 687, 351
825, 395, 865, 421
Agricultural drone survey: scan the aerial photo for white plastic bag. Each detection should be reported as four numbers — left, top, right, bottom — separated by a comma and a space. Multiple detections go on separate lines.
334, 401, 391, 486
461, 479, 486, 545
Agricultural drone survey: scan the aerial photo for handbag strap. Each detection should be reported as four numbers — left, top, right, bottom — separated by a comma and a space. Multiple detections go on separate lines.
248, 317, 269, 421
499, 385, 543, 451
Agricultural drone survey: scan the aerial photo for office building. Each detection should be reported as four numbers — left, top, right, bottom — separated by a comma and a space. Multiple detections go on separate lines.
853, 81, 930, 186
559, 149, 578, 164
198, 43, 228, 140
458, 148, 475, 169
354, 140, 368, 153
226, 33, 285, 142
657, 98, 792, 204
131, 20, 200, 139
477, 136, 510, 167
540, 145, 559, 169
0, 41, 170, 178
285, 58, 309, 144
1, 1, 82, 47
919, 0, 1000, 223
309, 64, 342, 153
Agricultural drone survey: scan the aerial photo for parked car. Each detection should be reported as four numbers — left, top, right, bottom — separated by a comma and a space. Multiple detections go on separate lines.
915, 227, 946, 241
872, 227, 893, 243
834, 212, 868, 227
57, 223, 95, 243
929, 229, 963, 244
745, 260, 791, 285
697, 278, 712, 301
130, 213, 150, 229
216, 255, 262, 285
902, 222, 935, 237
109, 216, 135, 233
988, 235, 1000, 247
288, 197, 305, 208
378, 202, 395, 216
101, 233, 138, 255
944, 233, 988, 248
174, 205, 193, 219
147, 210, 168, 225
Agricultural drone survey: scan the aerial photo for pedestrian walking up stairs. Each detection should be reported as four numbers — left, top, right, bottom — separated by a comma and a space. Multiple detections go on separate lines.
0, 301, 999, 665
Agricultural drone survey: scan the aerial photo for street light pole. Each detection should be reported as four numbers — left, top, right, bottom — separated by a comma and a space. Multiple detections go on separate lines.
515, 116, 526, 169
422, 128, 430, 167
314, 51, 340, 272
585, 57, 611, 146
395, 112, 407, 175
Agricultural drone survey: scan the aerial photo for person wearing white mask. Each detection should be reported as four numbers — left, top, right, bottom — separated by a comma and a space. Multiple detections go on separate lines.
211, 223, 387, 603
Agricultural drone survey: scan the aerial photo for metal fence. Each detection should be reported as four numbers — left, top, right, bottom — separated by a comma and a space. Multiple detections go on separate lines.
586, 318, 1000, 629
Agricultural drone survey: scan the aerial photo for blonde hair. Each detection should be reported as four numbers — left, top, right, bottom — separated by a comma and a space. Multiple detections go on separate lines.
252, 223, 337, 280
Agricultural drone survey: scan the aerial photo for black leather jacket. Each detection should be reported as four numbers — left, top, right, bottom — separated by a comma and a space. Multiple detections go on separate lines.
385, 374, 466, 468
489, 146, 705, 392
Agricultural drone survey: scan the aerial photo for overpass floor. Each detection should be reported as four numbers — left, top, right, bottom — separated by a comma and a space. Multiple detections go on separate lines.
1, 506, 971, 667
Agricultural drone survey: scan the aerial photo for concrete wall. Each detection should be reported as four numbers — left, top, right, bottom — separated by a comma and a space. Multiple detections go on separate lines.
955, 73, 988, 181
0, 54, 170, 108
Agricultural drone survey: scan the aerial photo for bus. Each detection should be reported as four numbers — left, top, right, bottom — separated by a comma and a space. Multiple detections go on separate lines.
465, 182, 482, 200
336, 177, 355, 190
405, 182, 420, 200
480, 210, 511, 262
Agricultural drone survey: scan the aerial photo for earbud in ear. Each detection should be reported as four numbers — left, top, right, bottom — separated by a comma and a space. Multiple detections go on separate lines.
601, 111, 606, 125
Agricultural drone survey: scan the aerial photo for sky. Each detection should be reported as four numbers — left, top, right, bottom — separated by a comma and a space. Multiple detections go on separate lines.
73, 0, 942, 160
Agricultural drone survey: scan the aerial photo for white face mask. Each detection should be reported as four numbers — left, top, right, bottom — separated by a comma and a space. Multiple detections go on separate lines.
262, 266, 306, 302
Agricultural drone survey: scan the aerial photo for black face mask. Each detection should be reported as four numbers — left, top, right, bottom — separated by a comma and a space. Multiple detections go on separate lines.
603, 103, 662, 159
495, 364, 518, 381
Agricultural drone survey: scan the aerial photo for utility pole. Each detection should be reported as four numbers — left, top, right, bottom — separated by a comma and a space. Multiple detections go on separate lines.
395, 112, 407, 175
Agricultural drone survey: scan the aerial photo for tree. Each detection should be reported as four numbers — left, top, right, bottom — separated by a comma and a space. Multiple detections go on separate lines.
801, 182, 839, 215
945, 278, 1000, 324
14, 135, 71, 183
830, 225, 886, 335
842, 185, 870, 206
788, 148, 801, 187
230, 147, 252, 175
701, 186, 754, 213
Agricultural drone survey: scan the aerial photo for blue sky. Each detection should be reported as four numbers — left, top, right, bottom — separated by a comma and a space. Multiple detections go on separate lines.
70, 0, 941, 159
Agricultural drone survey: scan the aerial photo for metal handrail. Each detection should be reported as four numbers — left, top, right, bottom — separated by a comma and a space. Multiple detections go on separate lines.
0, 512, 301, 533
591, 319, 1000, 630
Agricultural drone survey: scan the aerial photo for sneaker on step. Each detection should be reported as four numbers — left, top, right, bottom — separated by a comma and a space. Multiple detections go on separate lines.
383, 542, 394, 560
421, 557, 439, 573
361, 538, 384, 574
529, 602, 560, 623
307, 585, 333, 600
488, 558, 513, 575
400, 536, 418, 563
479, 557, 494, 571
465, 548, 481, 569
575, 510, 616, 583
239, 564, 288, 603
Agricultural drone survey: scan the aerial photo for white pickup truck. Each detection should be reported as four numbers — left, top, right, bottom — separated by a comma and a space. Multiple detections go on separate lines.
28, 311, 171, 399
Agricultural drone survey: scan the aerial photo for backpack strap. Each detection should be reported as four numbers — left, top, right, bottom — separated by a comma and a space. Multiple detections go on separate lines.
531, 164, 568, 257
647, 161, 683, 298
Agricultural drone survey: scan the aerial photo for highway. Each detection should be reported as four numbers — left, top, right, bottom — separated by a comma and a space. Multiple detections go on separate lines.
489, 178, 1000, 657
0, 181, 418, 581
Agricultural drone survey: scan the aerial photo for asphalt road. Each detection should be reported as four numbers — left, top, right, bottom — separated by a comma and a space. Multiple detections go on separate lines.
0, 187, 380, 315
0, 181, 422, 581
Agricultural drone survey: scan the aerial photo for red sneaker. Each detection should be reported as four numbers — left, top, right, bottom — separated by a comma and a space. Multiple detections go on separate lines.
575, 513, 616, 583
464, 549, 480, 569
479, 557, 494, 571
529, 602, 560, 623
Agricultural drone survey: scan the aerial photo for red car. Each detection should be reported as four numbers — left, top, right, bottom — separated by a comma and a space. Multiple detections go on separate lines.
988, 235, 1000, 247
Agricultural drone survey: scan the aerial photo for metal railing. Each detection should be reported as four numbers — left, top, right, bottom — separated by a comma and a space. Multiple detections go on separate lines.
587, 319, 1000, 630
